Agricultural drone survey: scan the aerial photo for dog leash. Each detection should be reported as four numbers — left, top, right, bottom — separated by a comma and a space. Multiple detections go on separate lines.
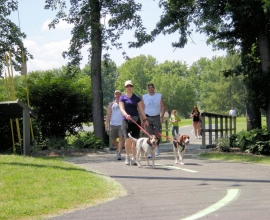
151, 130, 174, 141
128, 117, 151, 138
152, 131, 186, 152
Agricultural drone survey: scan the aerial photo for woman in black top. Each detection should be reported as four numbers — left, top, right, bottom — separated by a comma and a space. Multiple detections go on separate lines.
190, 106, 201, 139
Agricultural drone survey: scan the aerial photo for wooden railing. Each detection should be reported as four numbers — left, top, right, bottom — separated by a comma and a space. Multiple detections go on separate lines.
201, 112, 236, 148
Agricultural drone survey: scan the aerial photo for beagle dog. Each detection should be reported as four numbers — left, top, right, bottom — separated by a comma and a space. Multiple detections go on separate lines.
173, 134, 190, 165
128, 133, 160, 168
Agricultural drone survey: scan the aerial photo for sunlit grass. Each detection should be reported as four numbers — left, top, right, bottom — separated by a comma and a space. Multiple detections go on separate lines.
198, 152, 270, 165
0, 155, 126, 220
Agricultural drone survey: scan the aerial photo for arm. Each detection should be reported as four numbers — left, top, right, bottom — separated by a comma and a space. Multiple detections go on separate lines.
119, 101, 129, 120
160, 96, 165, 123
138, 101, 149, 127
105, 102, 112, 131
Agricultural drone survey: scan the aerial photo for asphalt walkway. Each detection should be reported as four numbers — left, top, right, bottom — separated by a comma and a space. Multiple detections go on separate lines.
50, 136, 270, 220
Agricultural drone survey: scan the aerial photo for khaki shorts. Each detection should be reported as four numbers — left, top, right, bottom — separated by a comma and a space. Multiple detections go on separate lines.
110, 125, 123, 139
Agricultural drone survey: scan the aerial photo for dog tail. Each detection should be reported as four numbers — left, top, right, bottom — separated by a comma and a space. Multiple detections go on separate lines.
128, 133, 137, 142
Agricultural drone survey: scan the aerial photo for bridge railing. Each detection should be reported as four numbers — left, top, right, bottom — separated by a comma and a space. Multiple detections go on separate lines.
201, 112, 236, 149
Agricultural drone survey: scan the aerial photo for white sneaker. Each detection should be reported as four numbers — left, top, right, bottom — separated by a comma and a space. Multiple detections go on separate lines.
198, 136, 201, 139
195, 136, 198, 139
130, 158, 137, 166
125, 155, 130, 165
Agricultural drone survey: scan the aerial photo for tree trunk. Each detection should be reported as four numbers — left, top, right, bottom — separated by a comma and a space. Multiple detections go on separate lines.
90, 0, 106, 141
245, 92, 262, 130
257, 28, 270, 131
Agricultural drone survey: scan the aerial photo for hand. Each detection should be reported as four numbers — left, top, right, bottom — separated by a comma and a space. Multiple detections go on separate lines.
144, 120, 149, 127
160, 117, 164, 123
125, 114, 131, 120
105, 125, 109, 131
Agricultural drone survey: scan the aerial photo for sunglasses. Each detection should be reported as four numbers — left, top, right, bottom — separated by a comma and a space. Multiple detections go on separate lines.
125, 85, 133, 88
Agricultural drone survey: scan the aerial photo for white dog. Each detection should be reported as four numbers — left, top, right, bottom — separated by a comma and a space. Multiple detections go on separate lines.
128, 133, 160, 168
173, 134, 190, 165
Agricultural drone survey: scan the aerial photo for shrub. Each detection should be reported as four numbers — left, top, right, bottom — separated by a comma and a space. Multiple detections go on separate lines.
233, 128, 270, 155
72, 132, 104, 150
215, 136, 231, 152
45, 137, 69, 150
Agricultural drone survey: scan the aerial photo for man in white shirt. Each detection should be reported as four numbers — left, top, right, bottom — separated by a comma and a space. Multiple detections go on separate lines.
142, 83, 165, 157
229, 107, 237, 124
105, 90, 124, 160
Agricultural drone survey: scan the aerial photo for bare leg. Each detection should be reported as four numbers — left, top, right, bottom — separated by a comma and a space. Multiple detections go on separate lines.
131, 140, 136, 159
112, 139, 119, 150
118, 136, 124, 154
193, 124, 198, 137
125, 138, 132, 156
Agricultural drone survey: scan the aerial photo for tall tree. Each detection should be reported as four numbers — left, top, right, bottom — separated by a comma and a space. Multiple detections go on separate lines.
0, 0, 31, 76
44, 0, 146, 141
139, 0, 270, 130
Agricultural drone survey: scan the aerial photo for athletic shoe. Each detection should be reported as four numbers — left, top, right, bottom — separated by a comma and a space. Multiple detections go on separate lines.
195, 136, 198, 139
198, 136, 201, 139
125, 155, 130, 165
130, 158, 137, 166
155, 147, 160, 156
148, 154, 152, 158
117, 153, 122, 160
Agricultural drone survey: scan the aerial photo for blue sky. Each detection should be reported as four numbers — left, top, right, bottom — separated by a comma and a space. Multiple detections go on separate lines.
9, 0, 226, 72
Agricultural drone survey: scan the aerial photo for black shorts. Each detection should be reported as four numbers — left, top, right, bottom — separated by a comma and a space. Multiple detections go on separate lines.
121, 118, 141, 139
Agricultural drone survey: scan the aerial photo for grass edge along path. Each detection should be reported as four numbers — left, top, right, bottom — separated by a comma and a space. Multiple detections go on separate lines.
0, 155, 126, 220
198, 152, 270, 166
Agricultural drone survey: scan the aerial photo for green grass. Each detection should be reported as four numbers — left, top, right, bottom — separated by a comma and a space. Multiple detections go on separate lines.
0, 155, 126, 220
198, 152, 270, 165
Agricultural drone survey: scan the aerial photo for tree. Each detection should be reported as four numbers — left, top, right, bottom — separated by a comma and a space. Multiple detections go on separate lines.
44, 0, 146, 141
140, 0, 270, 130
0, 0, 32, 76
151, 72, 196, 117
116, 55, 157, 96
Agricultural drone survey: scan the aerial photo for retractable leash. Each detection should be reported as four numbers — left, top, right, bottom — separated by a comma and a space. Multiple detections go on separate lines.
128, 117, 151, 138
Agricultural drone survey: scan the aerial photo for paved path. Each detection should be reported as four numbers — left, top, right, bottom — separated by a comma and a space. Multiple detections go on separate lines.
50, 138, 270, 220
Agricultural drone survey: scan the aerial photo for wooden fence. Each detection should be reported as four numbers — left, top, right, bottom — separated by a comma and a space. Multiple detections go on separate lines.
201, 112, 236, 148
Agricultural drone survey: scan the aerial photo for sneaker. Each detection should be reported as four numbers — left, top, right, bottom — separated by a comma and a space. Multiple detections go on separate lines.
195, 136, 198, 139
125, 155, 130, 165
198, 136, 201, 139
117, 153, 122, 160
155, 147, 160, 156
148, 154, 152, 158
130, 158, 137, 166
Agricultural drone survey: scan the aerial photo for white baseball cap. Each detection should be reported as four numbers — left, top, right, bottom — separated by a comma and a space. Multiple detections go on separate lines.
125, 80, 133, 87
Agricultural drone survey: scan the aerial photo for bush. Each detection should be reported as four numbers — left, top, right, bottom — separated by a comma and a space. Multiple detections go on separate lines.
234, 128, 270, 155
45, 137, 69, 150
72, 132, 104, 149
215, 136, 231, 152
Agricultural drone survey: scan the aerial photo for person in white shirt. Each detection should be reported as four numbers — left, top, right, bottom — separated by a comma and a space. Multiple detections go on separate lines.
142, 83, 165, 157
105, 90, 124, 160
229, 107, 237, 124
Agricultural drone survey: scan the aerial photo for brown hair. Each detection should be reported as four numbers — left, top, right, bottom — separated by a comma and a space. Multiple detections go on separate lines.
192, 106, 199, 112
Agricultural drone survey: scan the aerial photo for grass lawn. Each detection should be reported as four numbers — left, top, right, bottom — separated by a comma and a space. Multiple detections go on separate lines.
0, 155, 126, 220
198, 152, 270, 166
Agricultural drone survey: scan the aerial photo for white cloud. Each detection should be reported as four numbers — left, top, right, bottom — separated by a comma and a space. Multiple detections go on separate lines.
23, 39, 70, 72
41, 19, 73, 31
